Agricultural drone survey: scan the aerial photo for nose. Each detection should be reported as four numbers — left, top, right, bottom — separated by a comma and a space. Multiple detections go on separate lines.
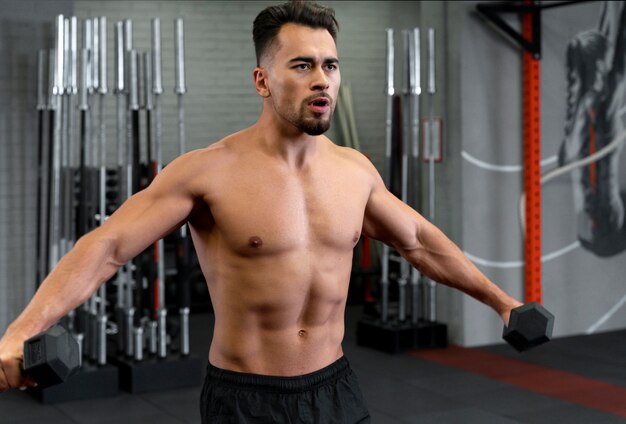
310, 67, 329, 91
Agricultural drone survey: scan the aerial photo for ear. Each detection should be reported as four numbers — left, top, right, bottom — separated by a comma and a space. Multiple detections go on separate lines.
253, 67, 271, 98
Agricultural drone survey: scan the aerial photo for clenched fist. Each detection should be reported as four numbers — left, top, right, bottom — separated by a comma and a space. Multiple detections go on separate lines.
0, 333, 36, 392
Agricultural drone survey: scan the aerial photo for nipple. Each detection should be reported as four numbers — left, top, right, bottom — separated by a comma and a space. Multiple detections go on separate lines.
249, 236, 263, 248
298, 329, 307, 337
353, 232, 360, 245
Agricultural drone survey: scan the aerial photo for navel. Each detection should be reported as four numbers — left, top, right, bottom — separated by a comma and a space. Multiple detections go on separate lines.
298, 329, 307, 337
249, 236, 263, 248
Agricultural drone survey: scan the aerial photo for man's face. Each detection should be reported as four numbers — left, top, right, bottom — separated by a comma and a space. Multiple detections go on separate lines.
261, 23, 340, 136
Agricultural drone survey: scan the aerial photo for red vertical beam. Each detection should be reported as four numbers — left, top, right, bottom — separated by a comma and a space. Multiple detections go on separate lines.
522, 2, 542, 303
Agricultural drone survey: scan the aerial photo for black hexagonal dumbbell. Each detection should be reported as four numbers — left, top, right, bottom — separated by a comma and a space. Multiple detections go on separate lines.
23, 325, 81, 387
502, 302, 555, 352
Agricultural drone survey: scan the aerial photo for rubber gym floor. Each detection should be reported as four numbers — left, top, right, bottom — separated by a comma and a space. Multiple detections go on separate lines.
2, 306, 626, 424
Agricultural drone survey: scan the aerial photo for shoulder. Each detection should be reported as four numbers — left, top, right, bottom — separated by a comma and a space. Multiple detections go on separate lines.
155, 135, 239, 197
325, 140, 383, 183
165, 133, 242, 173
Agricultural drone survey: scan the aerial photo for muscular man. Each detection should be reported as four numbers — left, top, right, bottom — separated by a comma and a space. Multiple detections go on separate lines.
0, 1, 521, 422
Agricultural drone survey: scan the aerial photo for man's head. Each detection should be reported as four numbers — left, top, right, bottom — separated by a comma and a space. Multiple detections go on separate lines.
252, 1, 340, 137
253, 0, 338, 67
566, 30, 608, 94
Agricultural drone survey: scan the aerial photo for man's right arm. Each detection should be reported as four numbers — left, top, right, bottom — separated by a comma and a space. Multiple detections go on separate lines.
0, 149, 204, 391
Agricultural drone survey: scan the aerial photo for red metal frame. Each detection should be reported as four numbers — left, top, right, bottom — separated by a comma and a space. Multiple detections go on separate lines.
523, 1, 542, 303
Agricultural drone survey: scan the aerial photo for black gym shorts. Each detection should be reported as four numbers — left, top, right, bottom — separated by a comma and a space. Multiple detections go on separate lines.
200, 356, 371, 423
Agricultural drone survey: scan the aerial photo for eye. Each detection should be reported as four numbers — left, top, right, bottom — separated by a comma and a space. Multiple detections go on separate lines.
294, 63, 310, 70
325, 63, 338, 71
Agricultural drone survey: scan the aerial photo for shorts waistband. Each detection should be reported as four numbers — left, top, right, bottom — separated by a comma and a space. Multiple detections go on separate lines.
206, 356, 350, 393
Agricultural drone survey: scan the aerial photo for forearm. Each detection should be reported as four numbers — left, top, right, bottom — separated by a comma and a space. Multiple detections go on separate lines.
400, 220, 520, 317
6, 229, 122, 339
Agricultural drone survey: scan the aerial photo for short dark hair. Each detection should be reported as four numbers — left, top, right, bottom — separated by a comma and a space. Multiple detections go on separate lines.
253, 0, 339, 66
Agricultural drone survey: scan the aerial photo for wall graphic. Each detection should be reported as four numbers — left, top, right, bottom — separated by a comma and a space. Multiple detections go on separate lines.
561, 1, 626, 257
459, 0, 626, 344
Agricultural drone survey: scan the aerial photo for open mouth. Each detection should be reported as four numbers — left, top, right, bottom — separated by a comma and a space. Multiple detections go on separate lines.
309, 98, 330, 107
307, 97, 331, 113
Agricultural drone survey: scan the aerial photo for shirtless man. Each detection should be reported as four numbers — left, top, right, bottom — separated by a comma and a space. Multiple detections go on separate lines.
0, 1, 522, 422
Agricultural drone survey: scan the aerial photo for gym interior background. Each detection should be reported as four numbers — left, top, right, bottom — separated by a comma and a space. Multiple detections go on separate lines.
3, 0, 625, 345
2, 0, 626, 422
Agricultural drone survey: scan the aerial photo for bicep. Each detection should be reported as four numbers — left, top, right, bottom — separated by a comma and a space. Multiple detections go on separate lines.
362, 179, 423, 251
344, 147, 423, 250
98, 157, 197, 264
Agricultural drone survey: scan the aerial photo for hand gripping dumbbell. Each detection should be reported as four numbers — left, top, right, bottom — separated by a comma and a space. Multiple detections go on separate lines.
23, 325, 81, 387
502, 302, 555, 352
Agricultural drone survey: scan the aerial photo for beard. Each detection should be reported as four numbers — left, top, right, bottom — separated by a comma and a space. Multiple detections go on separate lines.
296, 113, 332, 135
275, 93, 334, 136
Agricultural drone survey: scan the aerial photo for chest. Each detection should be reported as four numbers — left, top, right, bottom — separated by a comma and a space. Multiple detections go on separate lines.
206, 166, 369, 255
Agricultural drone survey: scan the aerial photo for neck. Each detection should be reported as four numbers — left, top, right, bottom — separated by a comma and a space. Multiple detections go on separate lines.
252, 104, 321, 169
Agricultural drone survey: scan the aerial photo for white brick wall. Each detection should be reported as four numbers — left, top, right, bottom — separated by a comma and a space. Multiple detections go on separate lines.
72, 0, 420, 168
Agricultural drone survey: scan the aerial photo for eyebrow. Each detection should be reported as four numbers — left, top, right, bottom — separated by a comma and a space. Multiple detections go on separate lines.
287, 56, 339, 65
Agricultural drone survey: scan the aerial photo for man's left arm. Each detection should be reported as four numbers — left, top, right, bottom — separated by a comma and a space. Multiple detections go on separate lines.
361, 161, 522, 325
